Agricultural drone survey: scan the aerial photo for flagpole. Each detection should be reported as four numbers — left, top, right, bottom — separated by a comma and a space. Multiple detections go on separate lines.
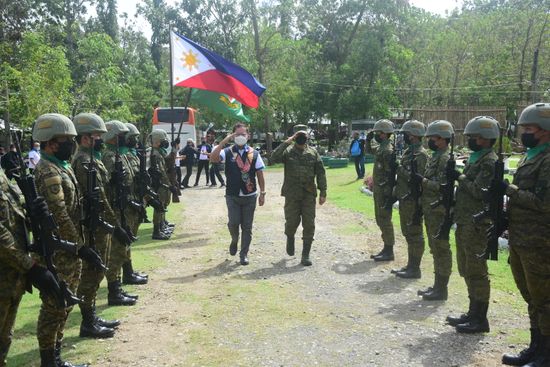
176, 88, 193, 140
169, 28, 175, 142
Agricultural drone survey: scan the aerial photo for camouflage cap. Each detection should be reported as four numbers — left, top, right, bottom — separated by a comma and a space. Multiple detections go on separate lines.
125, 122, 140, 137
400, 120, 426, 137
149, 129, 169, 144
293, 124, 308, 134
73, 113, 107, 135
425, 120, 454, 138
518, 103, 550, 131
373, 119, 394, 134
103, 120, 129, 142
33, 113, 77, 142
464, 116, 500, 139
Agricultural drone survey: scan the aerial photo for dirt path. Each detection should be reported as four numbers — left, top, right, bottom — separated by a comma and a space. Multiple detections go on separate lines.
99, 169, 527, 367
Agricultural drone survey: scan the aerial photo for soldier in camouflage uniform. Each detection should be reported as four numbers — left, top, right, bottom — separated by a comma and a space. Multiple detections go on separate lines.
446, 116, 499, 334
0, 167, 63, 366
33, 113, 104, 367
101, 120, 139, 306
166, 138, 181, 203
270, 124, 327, 266
365, 119, 396, 262
149, 129, 174, 240
416, 120, 454, 301
72, 113, 123, 338
501, 103, 550, 367
392, 120, 428, 279
121, 122, 148, 285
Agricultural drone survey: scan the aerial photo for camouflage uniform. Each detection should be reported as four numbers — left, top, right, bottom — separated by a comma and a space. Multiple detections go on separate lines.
165, 149, 180, 203
150, 147, 171, 232
34, 154, 82, 350
0, 169, 31, 366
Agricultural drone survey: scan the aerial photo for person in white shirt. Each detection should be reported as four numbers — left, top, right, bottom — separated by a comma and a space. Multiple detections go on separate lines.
27, 142, 41, 174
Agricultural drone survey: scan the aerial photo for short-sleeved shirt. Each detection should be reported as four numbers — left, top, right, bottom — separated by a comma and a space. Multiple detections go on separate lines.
28, 149, 41, 169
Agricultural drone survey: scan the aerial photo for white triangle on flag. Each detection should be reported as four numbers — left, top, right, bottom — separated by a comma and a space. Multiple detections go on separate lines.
170, 31, 215, 86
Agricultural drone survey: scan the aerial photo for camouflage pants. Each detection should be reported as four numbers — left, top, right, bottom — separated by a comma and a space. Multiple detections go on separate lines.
423, 207, 452, 277
398, 199, 425, 260
77, 232, 111, 311
126, 211, 142, 263
510, 245, 550, 335
37, 253, 82, 350
284, 195, 316, 242
373, 191, 395, 247
0, 275, 25, 367
455, 223, 490, 302
153, 187, 171, 228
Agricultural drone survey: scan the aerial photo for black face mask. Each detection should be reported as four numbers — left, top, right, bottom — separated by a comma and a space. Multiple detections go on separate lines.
54, 140, 75, 161
93, 139, 104, 152
295, 135, 307, 145
374, 134, 384, 144
403, 134, 412, 145
521, 133, 539, 148
117, 135, 126, 147
467, 138, 482, 152
127, 137, 137, 148
428, 139, 439, 151
161, 141, 169, 149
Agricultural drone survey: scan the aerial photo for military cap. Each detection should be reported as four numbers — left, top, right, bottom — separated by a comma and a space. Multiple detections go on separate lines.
293, 124, 308, 134
102, 120, 129, 142
73, 113, 107, 135
518, 103, 550, 131
373, 119, 394, 134
425, 120, 454, 138
125, 122, 140, 137
400, 120, 426, 137
149, 129, 169, 144
464, 116, 500, 139
33, 113, 77, 142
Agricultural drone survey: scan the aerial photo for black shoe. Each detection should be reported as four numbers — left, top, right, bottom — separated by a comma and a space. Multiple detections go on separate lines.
301, 241, 313, 266
417, 286, 433, 296
121, 288, 138, 300
55, 341, 89, 367
522, 334, 550, 367
164, 221, 175, 228
286, 236, 295, 256
447, 299, 473, 327
152, 225, 171, 240
391, 265, 407, 274
455, 303, 490, 334
422, 274, 449, 301
229, 241, 238, 256
107, 281, 136, 306
502, 329, 541, 366
373, 245, 394, 262
80, 309, 115, 339
96, 316, 120, 329
396, 267, 421, 279
240, 255, 249, 265
123, 273, 148, 285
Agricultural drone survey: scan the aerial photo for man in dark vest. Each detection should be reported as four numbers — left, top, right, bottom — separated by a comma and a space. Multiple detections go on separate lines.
210, 123, 266, 265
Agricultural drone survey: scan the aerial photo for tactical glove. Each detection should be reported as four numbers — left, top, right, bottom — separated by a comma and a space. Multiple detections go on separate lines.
77, 246, 106, 270
30, 196, 50, 219
27, 264, 64, 306
113, 225, 133, 246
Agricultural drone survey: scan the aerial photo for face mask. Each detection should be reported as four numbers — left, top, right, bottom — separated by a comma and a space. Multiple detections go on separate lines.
428, 139, 438, 151
117, 135, 126, 147
521, 133, 539, 148
467, 138, 482, 152
403, 134, 412, 145
374, 134, 384, 144
54, 140, 75, 161
160, 141, 169, 149
295, 134, 307, 145
127, 137, 137, 148
93, 139, 104, 152
234, 135, 248, 146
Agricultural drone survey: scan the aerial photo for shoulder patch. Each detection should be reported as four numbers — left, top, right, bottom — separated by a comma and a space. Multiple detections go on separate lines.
43, 175, 63, 198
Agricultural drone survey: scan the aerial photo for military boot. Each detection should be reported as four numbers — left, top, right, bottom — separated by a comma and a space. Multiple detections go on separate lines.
79, 308, 115, 338
523, 334, 550, 367
456, 301, 490, 333
396, 256, 421, 279
92, 305, 120, 329
446, 298, 473, 326
55, 341, 88, 367
39, 348, 56, 367
301, 240, 313, 266
373, 245, 394, 262
417, 286, 433, 296
422, 274, 448, 301
122, 262, 148, 285
118, 280, 139, 300
286, 236, 295, 256
164, 220, 175, 228
502, 328, 541, 366
107, 281, 136, 306
152, 225, 170, 240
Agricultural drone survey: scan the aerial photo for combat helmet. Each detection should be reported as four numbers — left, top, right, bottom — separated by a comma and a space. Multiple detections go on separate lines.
33, 113, 77, 142
103, 120, 129, 142
400, 120, 426, 137
518, 103, 550, 131
464, 116, 500, 139
425, 120, 454, 138
149, 129, 169, 145
73, 113, 107, 135
373, 119, 394, 134
125, 123, 140, 137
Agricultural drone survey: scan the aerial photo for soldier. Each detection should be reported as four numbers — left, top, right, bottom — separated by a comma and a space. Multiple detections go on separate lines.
101, 120, 139, 306
270, 124, 327, 266
416, 120, 454, 301
365, 119, 396, 262
445, 116, 499, 333
0, 166, 63, 366
166, 138, 181, 203
33, 113, 103, 367
501, 103, 550, 367
392, 120, 428, 279
149, 129, 174, 240
72, 113, 125, 338
121, 122, 148, 285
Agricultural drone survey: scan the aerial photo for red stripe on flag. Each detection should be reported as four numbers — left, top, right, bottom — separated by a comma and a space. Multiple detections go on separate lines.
175, 70, 260, 108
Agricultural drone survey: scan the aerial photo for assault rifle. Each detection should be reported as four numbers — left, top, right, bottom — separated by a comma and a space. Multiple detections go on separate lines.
430, 134, 456, 240
136, 142, 164, 213
472, 127, 507, 261
12, 136, 81, 308
81, 148, 114, 266
382, 134, 398, 210
401, 155, 423, 226
112, 140, 138, 243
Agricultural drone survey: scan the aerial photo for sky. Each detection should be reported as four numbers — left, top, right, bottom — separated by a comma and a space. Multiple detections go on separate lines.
115, 0, 465, 40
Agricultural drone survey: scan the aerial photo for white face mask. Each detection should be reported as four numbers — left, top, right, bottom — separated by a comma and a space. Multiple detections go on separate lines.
234, 135, 248, 146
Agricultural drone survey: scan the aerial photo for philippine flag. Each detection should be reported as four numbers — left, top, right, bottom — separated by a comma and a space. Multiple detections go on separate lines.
170, 31, 266, 108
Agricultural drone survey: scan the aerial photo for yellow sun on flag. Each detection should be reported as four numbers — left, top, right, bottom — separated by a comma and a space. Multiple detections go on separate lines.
181, 49, 200, 71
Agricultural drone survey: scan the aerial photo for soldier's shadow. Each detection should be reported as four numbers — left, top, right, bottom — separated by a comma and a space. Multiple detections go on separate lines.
164, 260, 240, 284
377, 299, 444, 322
331, 260, 378, 275
358, 274, 413, 295
238, 258, 306, 280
